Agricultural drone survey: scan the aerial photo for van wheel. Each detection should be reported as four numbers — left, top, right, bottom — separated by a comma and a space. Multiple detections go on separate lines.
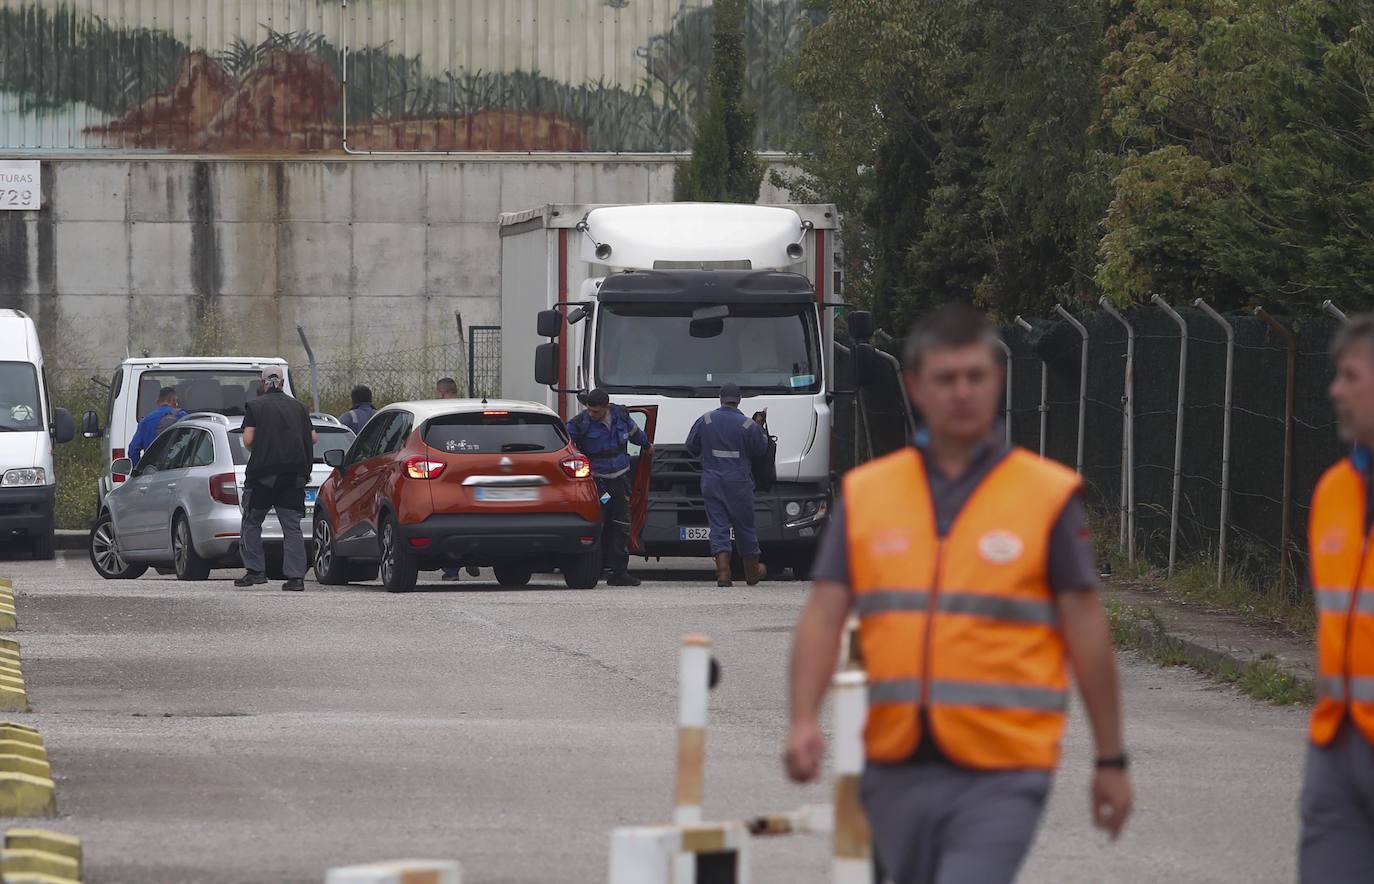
30, 528, 54, 561
494, 564, 533, 587
172, 513, 212, 581
562, 549, 602, 589
312, 515, 352, 585
89, 513, 147, 580
379, 514, 418, 593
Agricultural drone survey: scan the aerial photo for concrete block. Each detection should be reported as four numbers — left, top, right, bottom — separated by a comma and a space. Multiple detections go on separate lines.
325, 859, 461, 884
347, 297, 431, 355
53, 222, 129, 296
0, 640, 20, 655
127, 295, 193, 357
352, 164, 427, 223
352, 224, 426, 297
129, 223, 195, 294
432, 296, 500, 334
572, 163, 652, 204
274, 295, 350, 363
42, 295, 129, 367
0, 728, 41, 747
127, 163, 191, 222
0, 756, 50, 780
0, 690, 28, 714
211, 162, 285, 222
279, 223, 352, 295
0, 610, 16, 631
0, 847, 76, 879
499, 163, 575, 214
0, 672, 26, 690
426, 163, 502, 224
645, 161, 682, 202
51, 162, 127, 221
4, 829, 81, 874
0, 773, 56, 817
216, 223, 278, 296
426, 224, 500, 298
284, 162, 352, 222
203, 295, 286, 355
0, 742, 45, 763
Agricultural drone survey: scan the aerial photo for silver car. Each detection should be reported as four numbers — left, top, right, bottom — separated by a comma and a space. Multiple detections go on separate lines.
89, 413, 354, 580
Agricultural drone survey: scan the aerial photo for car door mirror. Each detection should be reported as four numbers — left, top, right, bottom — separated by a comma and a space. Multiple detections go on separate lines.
111, 457, 133, 477
535, 342, 561, 387
323, 448, 346, 469
51, 407, 75, 444
81, 410, 102, 439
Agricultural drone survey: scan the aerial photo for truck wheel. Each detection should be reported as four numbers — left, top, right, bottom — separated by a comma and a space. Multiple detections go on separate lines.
172, 513, 212, 581
89, 513, 147, 580
493, 563, 533, 587
379, 513, 418, 593
562, 549, 602, 589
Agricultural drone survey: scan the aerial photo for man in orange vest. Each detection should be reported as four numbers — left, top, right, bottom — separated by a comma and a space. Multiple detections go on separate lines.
1301, 315, 1374, 881
785, 304, 1132, 883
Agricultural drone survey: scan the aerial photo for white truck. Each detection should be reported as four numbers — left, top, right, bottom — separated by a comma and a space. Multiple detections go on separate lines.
498, 202, 873, 576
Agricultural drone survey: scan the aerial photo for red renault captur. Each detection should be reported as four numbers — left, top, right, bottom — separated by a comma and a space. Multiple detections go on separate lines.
311, 399, 626, 592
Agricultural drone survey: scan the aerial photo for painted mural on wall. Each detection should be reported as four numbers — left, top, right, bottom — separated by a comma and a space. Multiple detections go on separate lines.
0, 0, 808, 152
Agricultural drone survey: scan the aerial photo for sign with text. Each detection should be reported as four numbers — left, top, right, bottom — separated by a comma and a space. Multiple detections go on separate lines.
0, 161, 40, 210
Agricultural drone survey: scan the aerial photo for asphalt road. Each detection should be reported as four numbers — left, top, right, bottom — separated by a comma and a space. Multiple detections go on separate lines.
0, 552, 1307, 884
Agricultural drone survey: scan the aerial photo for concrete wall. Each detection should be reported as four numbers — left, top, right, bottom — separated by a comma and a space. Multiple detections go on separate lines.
0, 156, 795, 387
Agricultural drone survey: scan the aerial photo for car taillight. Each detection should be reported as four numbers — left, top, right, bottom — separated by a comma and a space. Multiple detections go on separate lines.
405, 457, 447, 480
560, 455, 591, 480
112, 448, 125, 483
209, 472, 239, 505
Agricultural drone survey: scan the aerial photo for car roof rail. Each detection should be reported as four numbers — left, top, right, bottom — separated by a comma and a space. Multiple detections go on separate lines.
181, 412, 233, 425
310, 413, 342, 425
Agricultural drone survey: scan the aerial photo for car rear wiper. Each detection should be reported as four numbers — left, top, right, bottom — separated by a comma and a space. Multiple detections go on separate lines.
501, 443, 546, 452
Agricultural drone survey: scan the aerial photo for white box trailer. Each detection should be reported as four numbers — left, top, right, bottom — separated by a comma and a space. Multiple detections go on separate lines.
498, 203, 855, 573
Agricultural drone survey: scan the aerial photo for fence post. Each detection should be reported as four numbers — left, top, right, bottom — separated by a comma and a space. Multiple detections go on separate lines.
1194, 300, 1234, 587
1013, 316, 1046, 457
1324, 300, 1350, 324
1255, 308, 1296, 593
296, 325, 320, 414
994, 337, 1013, 446
1151, 295, 1188, 578
1052, 306, 1088, 474
1099, 299, 1136, 563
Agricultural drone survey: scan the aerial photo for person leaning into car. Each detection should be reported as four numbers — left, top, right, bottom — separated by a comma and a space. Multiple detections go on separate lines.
235, 366, 316, 592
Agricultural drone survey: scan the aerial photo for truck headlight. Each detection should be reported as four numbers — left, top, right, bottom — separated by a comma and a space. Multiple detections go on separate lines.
784, 498, 828, 529
785, 502, 802, 518
1, 468, 45, 487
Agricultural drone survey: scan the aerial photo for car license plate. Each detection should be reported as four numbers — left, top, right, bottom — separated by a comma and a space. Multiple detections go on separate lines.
476, 487, 539, 502
304, 488, 318, 515
680, 527, 734, 541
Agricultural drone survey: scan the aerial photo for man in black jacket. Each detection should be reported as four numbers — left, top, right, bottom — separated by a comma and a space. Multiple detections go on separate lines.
235, 366, 316, 591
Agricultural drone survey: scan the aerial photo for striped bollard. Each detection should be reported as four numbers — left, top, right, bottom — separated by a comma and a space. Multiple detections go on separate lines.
832, 670, 873, 884
674, 635, 712, 825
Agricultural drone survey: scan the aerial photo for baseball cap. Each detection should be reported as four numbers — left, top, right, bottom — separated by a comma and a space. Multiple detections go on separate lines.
261, 365, 285, 384
719, 382, 741, 405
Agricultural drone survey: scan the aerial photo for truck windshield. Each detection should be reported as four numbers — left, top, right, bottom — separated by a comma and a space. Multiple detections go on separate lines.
0, 362, 41, 432
595, 303, 821, 394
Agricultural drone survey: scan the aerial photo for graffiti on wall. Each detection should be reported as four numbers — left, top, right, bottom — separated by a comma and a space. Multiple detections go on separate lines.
0, 0, 808, 153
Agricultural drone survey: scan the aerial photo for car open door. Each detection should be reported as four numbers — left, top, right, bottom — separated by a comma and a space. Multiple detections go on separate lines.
624, 405, 657, 555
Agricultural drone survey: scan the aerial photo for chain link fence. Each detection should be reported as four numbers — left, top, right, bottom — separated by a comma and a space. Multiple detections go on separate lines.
467, 326, 501, 399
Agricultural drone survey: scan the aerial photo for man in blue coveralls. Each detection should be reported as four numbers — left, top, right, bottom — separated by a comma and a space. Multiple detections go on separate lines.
567, 388, 650, 587
686, 382, 770, 587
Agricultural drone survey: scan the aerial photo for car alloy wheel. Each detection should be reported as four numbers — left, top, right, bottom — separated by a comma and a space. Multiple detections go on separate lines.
380, 521, 395, 587
173, 519, 190, 575
92, 519, 128, 576
315, 518, 333, 576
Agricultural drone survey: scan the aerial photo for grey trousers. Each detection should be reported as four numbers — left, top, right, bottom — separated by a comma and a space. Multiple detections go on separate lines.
240, 504, 307, 580
862, 760, 1052, 884
1301, 724, 1374, 883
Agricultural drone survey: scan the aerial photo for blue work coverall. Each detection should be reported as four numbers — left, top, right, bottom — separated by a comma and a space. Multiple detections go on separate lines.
685, 406, 768, 556
128, 404, 186, 467
567, 405, 648, 573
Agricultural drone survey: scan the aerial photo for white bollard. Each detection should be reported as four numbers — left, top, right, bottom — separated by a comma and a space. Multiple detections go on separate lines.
675, 634, 712, 826
832, 670, 873, 884
325, 860, 462, 884
608, 822, 751, 884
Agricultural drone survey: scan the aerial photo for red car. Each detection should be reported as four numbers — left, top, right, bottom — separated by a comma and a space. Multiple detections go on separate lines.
311, 399, 653, 592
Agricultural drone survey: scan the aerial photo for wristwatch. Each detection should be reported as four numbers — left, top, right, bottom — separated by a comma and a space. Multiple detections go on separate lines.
1095, 753, 1129, 770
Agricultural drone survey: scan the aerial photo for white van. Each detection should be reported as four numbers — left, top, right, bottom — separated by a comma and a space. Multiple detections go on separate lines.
81, 357, 294, 506
0, 310, 75, 558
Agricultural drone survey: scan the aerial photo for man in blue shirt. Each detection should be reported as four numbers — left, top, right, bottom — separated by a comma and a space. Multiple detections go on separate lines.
686, 382, 770, 587
567, 388, 650, 587
128, 387, 186, 467
339, 385, 376, 435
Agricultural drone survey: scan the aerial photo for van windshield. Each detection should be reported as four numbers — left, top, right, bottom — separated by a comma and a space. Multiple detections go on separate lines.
0, 362, 41, 432
135, 370, 277, 418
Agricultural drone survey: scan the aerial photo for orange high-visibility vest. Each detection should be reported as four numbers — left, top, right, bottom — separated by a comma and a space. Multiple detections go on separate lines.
844, 446, 1081, 769
1308, 458, 1374, 745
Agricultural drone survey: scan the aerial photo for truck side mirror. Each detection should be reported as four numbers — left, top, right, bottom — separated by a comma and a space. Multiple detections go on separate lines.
853, 343, 882, 388
51, 407, 75, 445
537, 309, 563, 339
535, 342, 561, 387
81, 410, 102, 439
847, 310, 874, 343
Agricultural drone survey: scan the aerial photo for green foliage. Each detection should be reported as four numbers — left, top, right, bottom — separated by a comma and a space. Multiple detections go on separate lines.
674, 0, 765, 203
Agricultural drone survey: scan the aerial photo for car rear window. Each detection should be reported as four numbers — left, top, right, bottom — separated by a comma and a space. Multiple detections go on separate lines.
228, 426, 354, 465
424, 411, 568, 454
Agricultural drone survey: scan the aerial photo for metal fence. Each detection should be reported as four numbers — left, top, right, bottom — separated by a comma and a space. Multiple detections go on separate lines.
467, 326, 501, 399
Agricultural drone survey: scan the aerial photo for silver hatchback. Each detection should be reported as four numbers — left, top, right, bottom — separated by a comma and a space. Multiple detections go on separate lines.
89, 413, 354, 580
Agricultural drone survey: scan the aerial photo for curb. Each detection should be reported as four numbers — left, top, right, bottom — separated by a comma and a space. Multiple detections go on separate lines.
54, 532, 85, 552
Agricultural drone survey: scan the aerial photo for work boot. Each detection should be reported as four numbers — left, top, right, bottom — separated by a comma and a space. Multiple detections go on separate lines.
608, 571, 641, 587
281, 578, 305, 592
744, 557, 768, 586
234, 571, 267, 588
714, 553, 733, 588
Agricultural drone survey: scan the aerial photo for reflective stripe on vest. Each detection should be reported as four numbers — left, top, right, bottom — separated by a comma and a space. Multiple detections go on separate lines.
844, 446, 1081, 769
711, 449, 741, 459
1308, 458, 1374, 746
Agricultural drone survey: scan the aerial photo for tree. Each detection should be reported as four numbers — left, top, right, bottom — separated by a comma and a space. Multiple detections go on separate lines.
674, 0, 764, 203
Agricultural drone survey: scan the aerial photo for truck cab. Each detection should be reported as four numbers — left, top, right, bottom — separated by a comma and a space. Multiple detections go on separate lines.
501, 203, 868, 575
